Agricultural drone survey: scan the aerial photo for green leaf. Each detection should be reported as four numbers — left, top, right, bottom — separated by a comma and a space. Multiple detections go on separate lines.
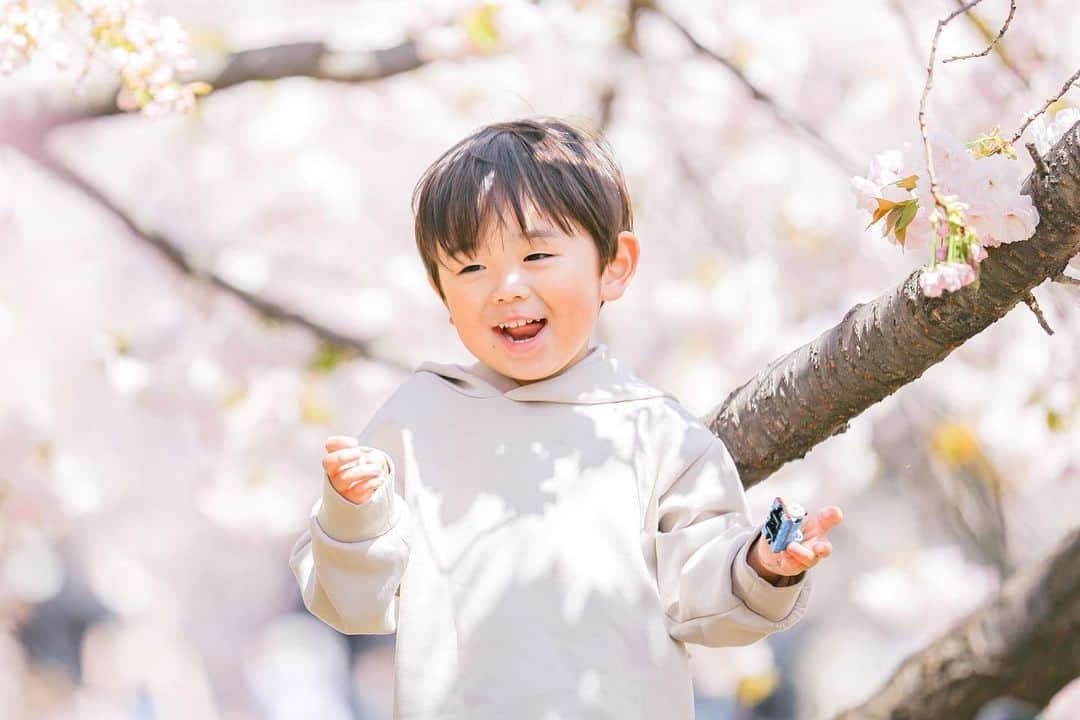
895, 199, 919, 233
884, 206, 903, 236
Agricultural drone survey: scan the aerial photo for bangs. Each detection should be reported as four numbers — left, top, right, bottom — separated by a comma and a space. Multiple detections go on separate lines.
412, 118, 632, 292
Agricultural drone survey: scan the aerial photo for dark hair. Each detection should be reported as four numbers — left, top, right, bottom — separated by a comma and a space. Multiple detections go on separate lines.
412, 116, 633, 299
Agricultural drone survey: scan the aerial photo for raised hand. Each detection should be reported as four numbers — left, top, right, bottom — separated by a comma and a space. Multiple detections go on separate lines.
749, 505, 843, 583
322, 435, 391, 505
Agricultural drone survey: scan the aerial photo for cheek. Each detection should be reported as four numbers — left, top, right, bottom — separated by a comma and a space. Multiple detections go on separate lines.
551, 278, 600, 321
445, 293, 491, 338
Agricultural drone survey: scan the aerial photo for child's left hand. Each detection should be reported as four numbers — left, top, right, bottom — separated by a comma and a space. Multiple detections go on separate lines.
749, 505, 843, 584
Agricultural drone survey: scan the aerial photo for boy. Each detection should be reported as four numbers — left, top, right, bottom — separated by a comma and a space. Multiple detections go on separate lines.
290, 117, 843, 719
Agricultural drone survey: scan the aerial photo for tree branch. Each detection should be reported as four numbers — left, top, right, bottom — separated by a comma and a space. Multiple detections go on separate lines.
710, 120, 1080, 488
953, 0, 1031, 89
833, 526, 1080, 719
1011, 66, 1080, 145
17, 139, 410, 373
639, 1, 861, 176
6, 39, 428, 132
920, 0, 986, 218
1022, 292, 1054, 335
944, 0, 1017, 65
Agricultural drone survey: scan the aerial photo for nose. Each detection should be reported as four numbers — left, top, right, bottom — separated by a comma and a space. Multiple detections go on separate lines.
492, 267, 530, 304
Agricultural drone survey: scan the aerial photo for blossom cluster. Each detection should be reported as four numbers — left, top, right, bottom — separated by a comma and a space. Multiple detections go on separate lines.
0, 0, 63, 75
852, 127, 1042, 297
0, 0, 208, 115
77, 0, 209, 115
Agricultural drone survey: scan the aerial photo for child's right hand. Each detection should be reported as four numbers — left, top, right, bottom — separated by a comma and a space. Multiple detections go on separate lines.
323, 435, 391, 505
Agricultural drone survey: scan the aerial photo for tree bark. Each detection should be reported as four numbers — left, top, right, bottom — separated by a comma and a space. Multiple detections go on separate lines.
833, 527, 1080, 719
708, 123, 1080, 489
698, 125, 1080, 716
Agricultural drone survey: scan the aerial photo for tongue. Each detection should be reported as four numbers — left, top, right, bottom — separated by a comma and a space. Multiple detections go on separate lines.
505, 320, 545, 340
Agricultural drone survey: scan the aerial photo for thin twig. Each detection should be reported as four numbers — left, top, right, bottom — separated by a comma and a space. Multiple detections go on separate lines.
646, 4, 860, 176
1022, 292, 1054, 335
1010, 67, 1080, 144
1026, 142, 1050, 177
920, 1, 987, 218
951, 0, 1029, 88
944, 0, 1016, 64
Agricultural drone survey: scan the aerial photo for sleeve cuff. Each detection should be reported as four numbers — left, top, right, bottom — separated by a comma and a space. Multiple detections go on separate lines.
316, 456, 398, 543
731, 533, 807, 622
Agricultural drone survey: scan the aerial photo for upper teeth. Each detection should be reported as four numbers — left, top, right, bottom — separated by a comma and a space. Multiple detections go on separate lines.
499, 319, 539, 329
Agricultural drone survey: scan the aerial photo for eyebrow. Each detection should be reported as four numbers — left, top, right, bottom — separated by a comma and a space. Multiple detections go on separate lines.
521, 226, 559, 240
447, 225, 560, 267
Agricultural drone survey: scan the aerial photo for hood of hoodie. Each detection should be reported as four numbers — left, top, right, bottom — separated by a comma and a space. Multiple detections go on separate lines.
413, 344, 674, 405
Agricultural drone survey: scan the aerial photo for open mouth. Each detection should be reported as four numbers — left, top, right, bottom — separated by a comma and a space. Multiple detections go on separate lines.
494, 318, 547, 347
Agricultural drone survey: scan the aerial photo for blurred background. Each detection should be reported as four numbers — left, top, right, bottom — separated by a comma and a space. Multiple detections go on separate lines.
1, 0, 1078, 718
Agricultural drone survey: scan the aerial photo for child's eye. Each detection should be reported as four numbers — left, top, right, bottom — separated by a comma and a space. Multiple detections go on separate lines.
459, 265, 483, 274
525, 253, 552, 261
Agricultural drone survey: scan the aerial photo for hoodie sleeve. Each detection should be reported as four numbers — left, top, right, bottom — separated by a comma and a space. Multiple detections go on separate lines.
650, 434, 811, 647
289, 410, 411, 635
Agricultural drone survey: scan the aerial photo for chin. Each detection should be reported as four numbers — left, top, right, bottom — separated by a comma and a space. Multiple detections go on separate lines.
499, 364, 548, 384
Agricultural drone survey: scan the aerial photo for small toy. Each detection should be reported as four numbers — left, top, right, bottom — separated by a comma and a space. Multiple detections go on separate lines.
761, 497, 807, 553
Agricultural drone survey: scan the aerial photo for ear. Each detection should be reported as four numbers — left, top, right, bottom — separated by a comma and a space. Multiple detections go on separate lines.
600, 231, 639, 303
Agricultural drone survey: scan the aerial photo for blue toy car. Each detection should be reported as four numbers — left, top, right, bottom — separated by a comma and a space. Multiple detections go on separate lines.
761, 497, 807, 553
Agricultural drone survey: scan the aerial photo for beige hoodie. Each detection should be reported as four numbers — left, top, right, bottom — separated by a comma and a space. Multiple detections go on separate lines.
290, 344, 810, 719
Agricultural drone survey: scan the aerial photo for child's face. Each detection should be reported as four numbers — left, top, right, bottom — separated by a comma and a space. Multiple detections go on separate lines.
431, 203, 637, 385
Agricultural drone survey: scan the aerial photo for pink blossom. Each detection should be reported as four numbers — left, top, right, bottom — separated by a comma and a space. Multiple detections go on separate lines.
919, 262, 977, 298
901, 211, 933, 252
850, 176, 880, 213
920, 267, 946, 297
0, 2, 62, 76
967, 197, 1039, 247
955, 262, 975, 287
116, 87, 140, 112
965, 154, 1023, 207
851, 149, 912, 213
939, 263, 962, 292
969, 243, 988, 265
1031, 107, 1080, 156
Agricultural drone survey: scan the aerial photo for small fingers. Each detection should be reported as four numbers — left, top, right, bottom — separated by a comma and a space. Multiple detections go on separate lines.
332, 463, 386, 496
802, 505, 844, 539
338, 459, 382, 475
322, 446, 384, 476
325, 435, 359, 453
820, 506, 844, 530
784, 542, 817, 569
342, 473, 383, 495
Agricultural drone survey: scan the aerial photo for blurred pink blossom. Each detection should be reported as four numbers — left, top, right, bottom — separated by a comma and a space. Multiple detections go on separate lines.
919, 261, 976, 297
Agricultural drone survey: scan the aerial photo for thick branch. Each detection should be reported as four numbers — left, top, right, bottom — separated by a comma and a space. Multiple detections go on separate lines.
6, 39, 426, 132
709, 120, 1080, 489
834, 526, 1080, 719
19, 141, 409, 373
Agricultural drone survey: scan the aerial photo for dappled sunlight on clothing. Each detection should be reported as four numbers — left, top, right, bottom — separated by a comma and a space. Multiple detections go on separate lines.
292, 344, 811, 719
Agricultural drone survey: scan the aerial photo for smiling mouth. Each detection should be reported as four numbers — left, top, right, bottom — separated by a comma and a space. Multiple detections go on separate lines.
495, 318, 547, 343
